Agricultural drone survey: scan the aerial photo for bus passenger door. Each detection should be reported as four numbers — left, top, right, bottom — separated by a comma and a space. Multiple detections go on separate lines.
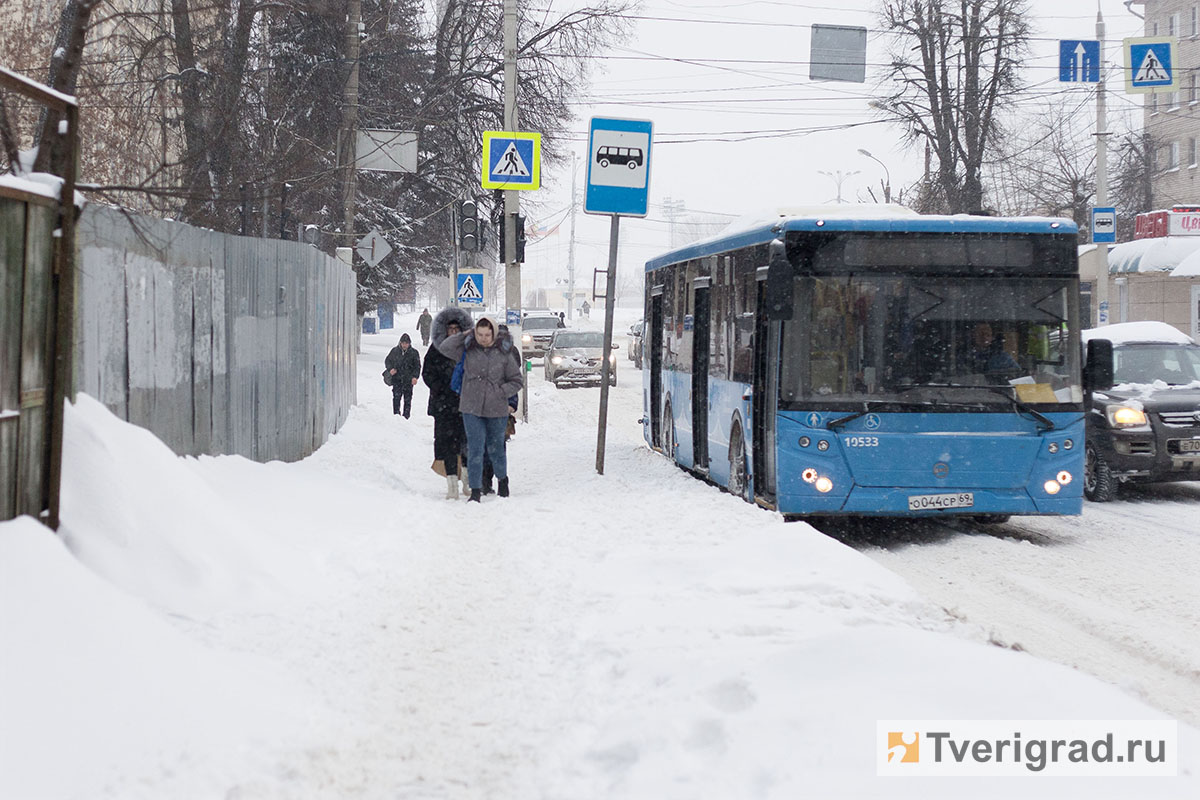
752, 279, 778, 504
650, 290, 664, 449
691, 281, 711, 472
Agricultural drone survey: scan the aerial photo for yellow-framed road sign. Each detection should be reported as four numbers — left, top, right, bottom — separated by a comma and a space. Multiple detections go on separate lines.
481, 131, 541, 190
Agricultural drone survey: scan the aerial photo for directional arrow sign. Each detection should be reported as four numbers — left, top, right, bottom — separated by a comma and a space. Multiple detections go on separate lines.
1059, 40, 1100, 83
1125, 36, 1178, 93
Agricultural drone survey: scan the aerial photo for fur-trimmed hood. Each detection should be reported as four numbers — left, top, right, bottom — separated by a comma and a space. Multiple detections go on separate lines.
430, 306, 473, 348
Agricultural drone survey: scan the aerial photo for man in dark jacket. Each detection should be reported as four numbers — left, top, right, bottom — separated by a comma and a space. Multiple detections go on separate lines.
423, 308, 471, 498
385, 333, 421, 418
417, 308, 433, 345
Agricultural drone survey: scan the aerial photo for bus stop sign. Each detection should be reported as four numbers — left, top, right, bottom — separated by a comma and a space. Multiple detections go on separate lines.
585, 117, 653, 217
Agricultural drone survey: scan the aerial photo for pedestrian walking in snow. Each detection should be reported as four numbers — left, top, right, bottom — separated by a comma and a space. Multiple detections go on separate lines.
417, 308, 433, 346
481, 324, 522, 494
423, 308, 471, 498
580, 300, 590, 319
385, 333, 421, 418
438, 315, 523, 503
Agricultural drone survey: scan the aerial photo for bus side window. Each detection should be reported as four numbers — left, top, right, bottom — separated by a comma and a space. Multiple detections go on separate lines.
731, 250, 755, 383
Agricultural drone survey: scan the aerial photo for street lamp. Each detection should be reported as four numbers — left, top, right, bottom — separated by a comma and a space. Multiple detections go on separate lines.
818, 169, 860, 204
857, 148, 892, 204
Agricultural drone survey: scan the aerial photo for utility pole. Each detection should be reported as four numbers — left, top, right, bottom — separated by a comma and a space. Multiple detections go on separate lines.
566, 151, 578, 320
341, 0, 361, 277
502, 0, 525, 419
1095, 7, 1110, 326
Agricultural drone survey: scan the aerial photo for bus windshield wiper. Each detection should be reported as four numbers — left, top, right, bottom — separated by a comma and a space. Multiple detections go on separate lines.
827, 402, 887, 430
899, 382, 1057, 432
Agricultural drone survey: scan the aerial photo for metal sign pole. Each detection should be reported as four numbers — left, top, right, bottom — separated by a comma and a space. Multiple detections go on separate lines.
595, 214, 621, 474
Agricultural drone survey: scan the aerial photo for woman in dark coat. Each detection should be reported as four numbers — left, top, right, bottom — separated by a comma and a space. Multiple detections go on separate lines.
422, 308, 471, 498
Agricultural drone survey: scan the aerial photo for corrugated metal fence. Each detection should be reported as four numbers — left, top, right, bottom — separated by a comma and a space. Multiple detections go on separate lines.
74, 205, 357, 462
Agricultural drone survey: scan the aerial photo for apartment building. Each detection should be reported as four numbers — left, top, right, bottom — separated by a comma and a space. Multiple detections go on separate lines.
1137, 1, 1200, 205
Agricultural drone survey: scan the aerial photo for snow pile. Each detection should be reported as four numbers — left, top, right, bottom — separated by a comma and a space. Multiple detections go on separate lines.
57, 394, 321, 618
0, 516, 321, 799
0, 309, 1196, 798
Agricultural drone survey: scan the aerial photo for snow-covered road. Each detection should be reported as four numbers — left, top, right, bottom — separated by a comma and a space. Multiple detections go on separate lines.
824, 483, 1200, 729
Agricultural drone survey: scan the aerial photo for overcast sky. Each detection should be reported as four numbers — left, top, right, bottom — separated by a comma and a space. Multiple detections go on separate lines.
512, 0, 1151, 303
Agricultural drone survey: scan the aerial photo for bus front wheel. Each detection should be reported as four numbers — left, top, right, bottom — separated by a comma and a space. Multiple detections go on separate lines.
1085, 442, 1116, 502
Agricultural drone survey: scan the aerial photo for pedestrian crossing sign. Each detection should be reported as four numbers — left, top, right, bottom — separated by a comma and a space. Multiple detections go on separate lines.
456, 270, 485, 305
1124, 36, 1178, 94
481, 131, 541, 190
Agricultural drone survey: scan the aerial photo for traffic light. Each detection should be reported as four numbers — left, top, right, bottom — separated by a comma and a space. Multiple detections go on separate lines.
498, 213, 526, 263
458, 198, 479, 251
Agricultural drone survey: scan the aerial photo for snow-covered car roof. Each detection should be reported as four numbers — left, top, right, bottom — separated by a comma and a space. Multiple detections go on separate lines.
1081, 320, 1196, 346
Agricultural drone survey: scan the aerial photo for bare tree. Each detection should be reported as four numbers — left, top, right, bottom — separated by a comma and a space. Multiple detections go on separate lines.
986, 101, 1096, 234
875, 0, 1030, 214
1111, 131, 1164, 241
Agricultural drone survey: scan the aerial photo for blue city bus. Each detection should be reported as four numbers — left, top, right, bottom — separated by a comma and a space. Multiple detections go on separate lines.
641, 209, 1087, 520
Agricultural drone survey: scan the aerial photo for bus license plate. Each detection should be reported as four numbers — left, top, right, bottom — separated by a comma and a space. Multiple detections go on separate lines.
907, 492, 974, 511
1177, 439, 1200, 453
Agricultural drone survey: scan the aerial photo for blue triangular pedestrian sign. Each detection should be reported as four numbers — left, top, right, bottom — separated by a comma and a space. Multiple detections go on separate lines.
1125, 36, 1177, 93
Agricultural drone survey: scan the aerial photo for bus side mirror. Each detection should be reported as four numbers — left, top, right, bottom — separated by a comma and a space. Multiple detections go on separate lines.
764, 237, 793, 320
1083, 338, 1113, 394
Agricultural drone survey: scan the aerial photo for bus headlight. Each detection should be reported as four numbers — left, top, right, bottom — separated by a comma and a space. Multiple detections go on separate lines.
1056, 470, 1073, 485
1043, 479, 1061, 495
1106, 405, 1147, 428
802, 468, 818, 483
815, 476, 834, 493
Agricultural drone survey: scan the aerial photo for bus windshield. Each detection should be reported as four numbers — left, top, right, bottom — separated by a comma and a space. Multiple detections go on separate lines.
779, 275, 1082, 407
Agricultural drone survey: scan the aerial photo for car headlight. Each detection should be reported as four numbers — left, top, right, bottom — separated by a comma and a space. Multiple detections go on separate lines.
1106, 404, 1148, 428
551, 356, 563, 365
522, 334, 532, 343
609, 353, 617, 365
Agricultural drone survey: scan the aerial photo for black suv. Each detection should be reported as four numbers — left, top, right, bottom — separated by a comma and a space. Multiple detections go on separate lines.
1082, 322, 1200, 501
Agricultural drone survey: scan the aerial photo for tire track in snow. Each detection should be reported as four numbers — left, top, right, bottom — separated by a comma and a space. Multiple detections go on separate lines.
837, 500, 1200, 727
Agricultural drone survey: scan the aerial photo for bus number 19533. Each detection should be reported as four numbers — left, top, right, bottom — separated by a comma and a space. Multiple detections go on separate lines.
844, 436, 879, 447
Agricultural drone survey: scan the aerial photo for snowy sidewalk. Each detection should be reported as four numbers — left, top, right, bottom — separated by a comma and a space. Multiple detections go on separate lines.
1, 317, 1197, 799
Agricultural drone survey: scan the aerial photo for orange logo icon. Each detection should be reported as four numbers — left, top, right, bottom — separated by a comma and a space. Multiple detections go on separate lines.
887, 731, 920, 763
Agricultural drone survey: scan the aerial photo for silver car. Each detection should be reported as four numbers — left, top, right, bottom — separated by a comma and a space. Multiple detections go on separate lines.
520, 315, 562, 358
544, 330, 617, 387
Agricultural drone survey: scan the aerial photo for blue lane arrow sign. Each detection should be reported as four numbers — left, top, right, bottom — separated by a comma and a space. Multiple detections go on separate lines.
1059, 40, 1100, 83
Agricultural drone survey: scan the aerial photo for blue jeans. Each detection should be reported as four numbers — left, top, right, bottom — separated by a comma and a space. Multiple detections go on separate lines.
462, 413, 508, 490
